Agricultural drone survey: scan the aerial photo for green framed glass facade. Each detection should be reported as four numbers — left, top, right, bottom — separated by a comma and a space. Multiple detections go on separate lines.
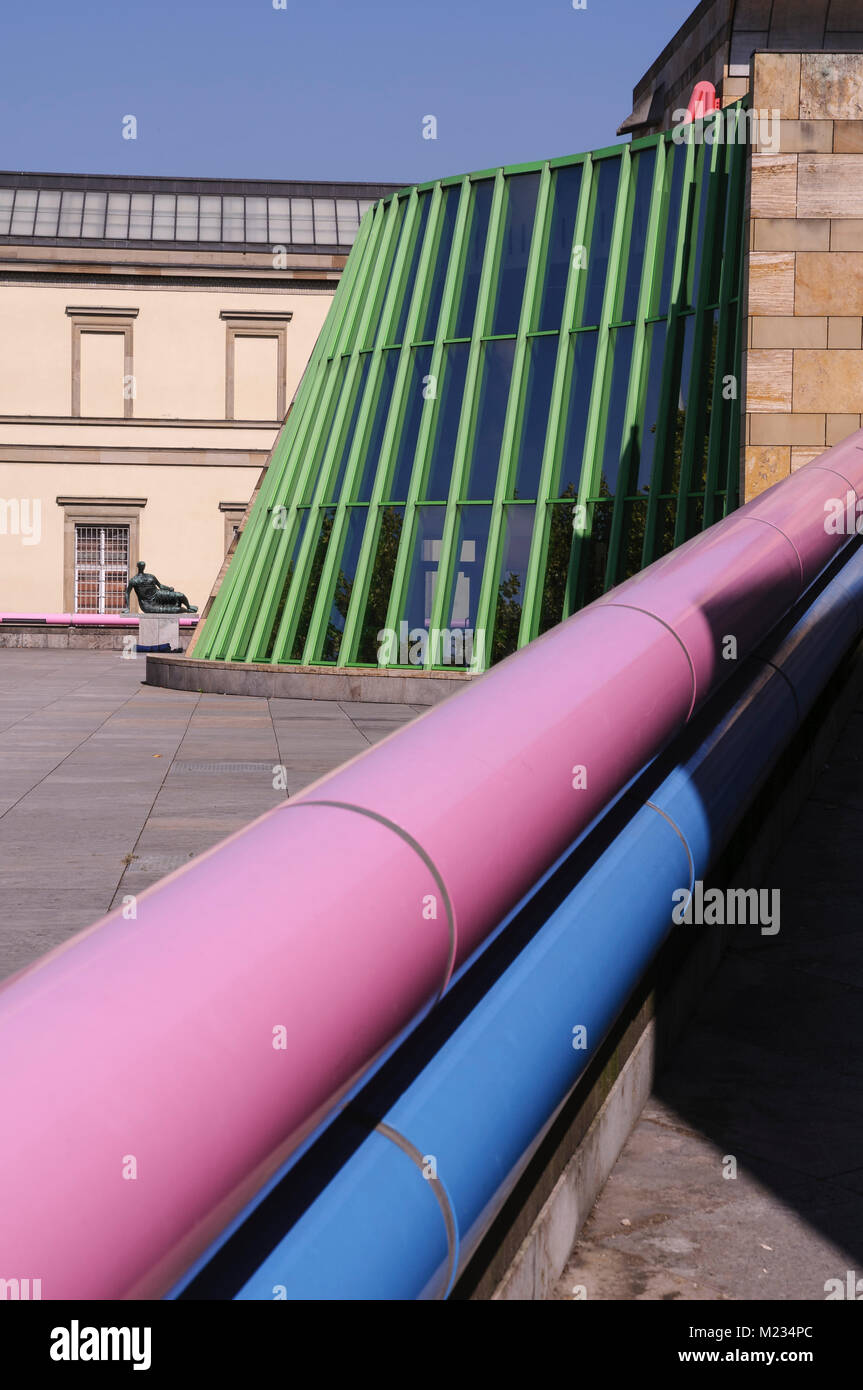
197, 108, 748, 672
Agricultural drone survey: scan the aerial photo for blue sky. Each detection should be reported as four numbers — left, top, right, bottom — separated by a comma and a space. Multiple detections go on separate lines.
1, 0, 697, 184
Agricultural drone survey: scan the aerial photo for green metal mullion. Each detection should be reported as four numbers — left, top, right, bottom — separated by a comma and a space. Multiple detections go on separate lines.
334, 181, 453, 666
725, 168, 747, 512
259, 205, 374, 493
377, 183, 469, 653
292, 354, 372, 664
674, 115, 724, 544
299, 194, 430, 667
302, 192, 430, 663
327, 201, 386, 360
362, 195, 414, 351
725, 104, 749, 512
299, 504, 351, 663
266, 197, 406, 663
234, 332, 364, 663
518, 154, 595, 644
211, 212, 379, 661
705, 111, 747, 525
197, 411, 304, 659
199, 222, 373, 660
603, 139, 668, 589
566, 147, 633, 614
726, 299, 744, 512
641, 131, 698, 566
321, 352, 392, 664
475, 164, 552, 670
236, 356, 345, 662
268, 197, 408, 664
199, 229, 363, 659
424, 171, 508, 668
702, 132, 738, 528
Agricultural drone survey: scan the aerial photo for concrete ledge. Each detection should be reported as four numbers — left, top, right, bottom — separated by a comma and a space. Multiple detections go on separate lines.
494, 1019, 658, 1301
145, 653, 474, 704
0, 622, 195, 652
453, 632, 863, 1300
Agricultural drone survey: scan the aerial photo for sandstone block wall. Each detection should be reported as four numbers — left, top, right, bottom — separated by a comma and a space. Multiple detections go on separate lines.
743, 52, 863, 497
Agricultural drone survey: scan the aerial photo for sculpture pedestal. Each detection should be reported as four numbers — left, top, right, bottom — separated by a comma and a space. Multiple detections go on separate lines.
137, 615, 180, 652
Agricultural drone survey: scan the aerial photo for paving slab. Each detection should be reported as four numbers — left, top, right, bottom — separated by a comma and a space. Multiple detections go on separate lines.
0, 650, 418, 980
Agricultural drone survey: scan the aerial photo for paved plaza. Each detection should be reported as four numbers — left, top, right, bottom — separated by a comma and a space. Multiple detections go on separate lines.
0, 650, 419, 981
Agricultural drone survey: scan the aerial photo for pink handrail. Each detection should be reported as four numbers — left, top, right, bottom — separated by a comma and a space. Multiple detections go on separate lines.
0, 613, 198, 625
0, 436, 861, 1298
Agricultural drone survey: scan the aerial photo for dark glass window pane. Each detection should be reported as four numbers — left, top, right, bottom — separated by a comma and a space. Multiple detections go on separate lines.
707, 153, 730, 305
362, 198, 408, 348
353, 350, 399, 501
557, 331, 598, 497
391, 193, 432, 346
615, 499, 648, 583
660, 313, 696, 493
537, 163, 583, 332
420, 187, 459, 342
694, 310, 719, 491
581, 158, 621, 326
263, 509, 307, 658
620, 151, 656, 322
452, 180, 494, 338
386, 346, 434, 500
465, 340, 515, 500
539, 502, 575, 634
686, 494, 704, 536
654, 497, 678, 561
490, 172, 540, 335
657, 141, 687, 315
319, 508, 369, 662
443, 506, 492, 663
323, 355, 371, 503
724, 143, 746, 302
299, 360, 349, 504
577, 499, 613, 608
356, 506, 405, 663
686, 141, 714, 308
492, 505, 535, 663
513, 335, 557, 499
402, 506, 447, 635
713, 319, 737, 504
635, 320, 668, 492
425, 343, 470, 500
598, 324, 636, 495
59, 190, 85, 236
290, 508, 336, 661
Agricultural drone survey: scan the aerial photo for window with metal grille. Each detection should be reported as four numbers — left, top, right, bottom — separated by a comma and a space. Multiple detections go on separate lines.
0, 185, 374, 248
74, 524, 129, 613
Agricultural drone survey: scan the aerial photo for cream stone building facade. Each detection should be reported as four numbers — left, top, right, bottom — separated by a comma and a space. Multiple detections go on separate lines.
0, 172, 399, 616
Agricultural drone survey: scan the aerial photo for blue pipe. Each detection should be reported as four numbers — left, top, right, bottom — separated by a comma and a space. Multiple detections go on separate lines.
186, 543, 863, 1301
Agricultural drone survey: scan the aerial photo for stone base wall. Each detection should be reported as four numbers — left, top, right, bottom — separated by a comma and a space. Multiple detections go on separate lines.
145, 653, 473, 705
744, 52, 863, 497
0, 623, 195, 651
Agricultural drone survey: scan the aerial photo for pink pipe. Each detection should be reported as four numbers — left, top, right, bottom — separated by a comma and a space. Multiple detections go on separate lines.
1, 440, 862, 1299
0, 613, 197, 625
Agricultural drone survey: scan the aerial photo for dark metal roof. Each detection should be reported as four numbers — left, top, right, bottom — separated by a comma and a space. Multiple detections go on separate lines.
0, 170, 404, 254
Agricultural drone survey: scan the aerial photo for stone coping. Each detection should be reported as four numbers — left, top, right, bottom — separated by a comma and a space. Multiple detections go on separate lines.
0, 613, 198, 626
0, 621, 195, 651
145, 653, 474, 705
